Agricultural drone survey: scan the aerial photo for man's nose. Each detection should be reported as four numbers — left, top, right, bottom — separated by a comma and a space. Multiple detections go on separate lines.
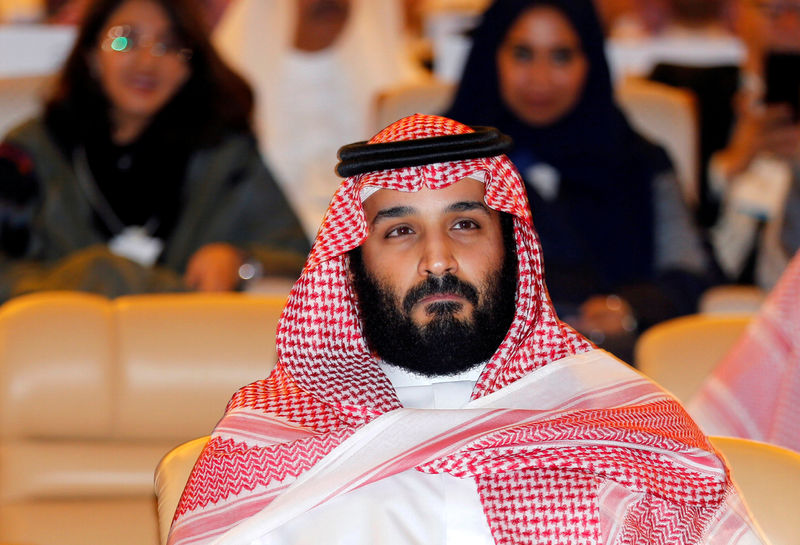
418, 233, 457, 277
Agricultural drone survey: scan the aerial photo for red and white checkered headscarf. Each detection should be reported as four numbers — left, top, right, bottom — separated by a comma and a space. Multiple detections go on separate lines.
277, 114, 591, 418
170, 115, 739, 545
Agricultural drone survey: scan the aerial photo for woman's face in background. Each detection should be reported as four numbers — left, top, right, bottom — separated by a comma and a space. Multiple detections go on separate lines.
91, 0, 191, 133
496, 6, 589, 127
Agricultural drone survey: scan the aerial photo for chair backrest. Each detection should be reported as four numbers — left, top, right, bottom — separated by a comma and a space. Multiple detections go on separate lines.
373, 79, 455, 132
0, 291, 286, 545
699, 285, 767, 314
615, 77, 699, 207
710, 436, 800, 545
0, 291, 286, 442
634, 313, 752, 403
154, 436, 210, 545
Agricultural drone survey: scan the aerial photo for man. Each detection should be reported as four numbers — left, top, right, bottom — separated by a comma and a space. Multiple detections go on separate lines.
169, 115, 764, 545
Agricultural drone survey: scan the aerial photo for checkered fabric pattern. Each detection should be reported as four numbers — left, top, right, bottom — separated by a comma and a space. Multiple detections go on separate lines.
169, 115, 739, 545
690, 250, 800, 451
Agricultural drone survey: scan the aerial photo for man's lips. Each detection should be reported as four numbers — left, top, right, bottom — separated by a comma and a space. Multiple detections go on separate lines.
417, 292, 467, 306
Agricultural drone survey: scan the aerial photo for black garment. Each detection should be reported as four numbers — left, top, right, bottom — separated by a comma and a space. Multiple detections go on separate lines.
82, 118, 191, 244
514, 141, 667, 308
0, 142, 38, 256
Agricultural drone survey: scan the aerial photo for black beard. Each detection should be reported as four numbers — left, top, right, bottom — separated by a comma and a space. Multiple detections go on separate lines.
349, 246, 517, 377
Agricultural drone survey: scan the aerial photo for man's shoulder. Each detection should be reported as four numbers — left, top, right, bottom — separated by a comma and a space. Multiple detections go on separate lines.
224, 372, 341, 432
226, 376, 284, 412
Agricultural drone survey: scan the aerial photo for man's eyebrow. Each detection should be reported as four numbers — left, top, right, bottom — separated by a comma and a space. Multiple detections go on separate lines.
372, 206, 416, 225
371, 200, 491, 225
447, 200, 491, 214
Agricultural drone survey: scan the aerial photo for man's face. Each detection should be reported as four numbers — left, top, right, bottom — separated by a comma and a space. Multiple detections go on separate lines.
351, 177, 518, 375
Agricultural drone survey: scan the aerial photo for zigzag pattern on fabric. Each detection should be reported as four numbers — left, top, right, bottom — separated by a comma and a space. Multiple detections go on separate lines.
176, 430, 354, 517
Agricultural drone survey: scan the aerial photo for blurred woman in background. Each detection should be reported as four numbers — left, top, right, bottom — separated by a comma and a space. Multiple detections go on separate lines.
446, 0, 713, 359
0, 0, 309, 301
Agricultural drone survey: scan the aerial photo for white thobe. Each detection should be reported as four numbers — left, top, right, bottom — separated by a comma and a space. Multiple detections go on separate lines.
255, 363, 495, 544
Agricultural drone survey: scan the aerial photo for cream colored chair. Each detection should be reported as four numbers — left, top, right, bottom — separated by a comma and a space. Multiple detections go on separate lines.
373, 78, 455, 133
155, 436, 211, 545
699, 284, 767, 314
634, 313, 752, 403
0, 291, 286, 545
710, 436, 800, 545
615, 77, 699, 207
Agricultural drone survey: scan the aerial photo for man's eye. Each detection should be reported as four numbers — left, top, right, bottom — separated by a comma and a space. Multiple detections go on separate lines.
453, 219, 479, 230
386, 225, 414, 238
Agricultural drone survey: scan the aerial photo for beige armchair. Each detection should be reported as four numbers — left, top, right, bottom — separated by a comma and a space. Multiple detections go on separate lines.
709, 436, 800, 545
373, 79, 455, 133
0, 291, 287, 545
615, 77, 699, 208
634, 313, 753, 403
155, 436, 211, 545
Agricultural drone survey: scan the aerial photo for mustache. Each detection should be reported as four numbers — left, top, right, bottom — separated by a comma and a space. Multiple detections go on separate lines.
402, 274, 479, 315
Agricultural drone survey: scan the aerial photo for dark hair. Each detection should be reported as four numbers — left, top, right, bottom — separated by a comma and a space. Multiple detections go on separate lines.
44, 0, 254, 149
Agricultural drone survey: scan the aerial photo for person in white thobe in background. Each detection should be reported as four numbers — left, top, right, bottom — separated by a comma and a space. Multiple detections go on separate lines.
214, 0, 425, 240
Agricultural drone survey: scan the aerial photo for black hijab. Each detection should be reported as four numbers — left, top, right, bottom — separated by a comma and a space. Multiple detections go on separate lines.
445, 0, 672, 304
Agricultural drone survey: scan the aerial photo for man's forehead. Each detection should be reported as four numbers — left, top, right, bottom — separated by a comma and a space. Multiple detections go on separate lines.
361, 176, 488, 218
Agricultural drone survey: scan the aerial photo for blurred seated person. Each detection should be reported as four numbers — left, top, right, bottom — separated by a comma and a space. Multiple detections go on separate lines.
445, 0, 713, 359
213, 0, 425, 240
710, 0, 800, 289
0, 0, 309, 301
648, 0, 743, 226
688, 247, 800, 453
